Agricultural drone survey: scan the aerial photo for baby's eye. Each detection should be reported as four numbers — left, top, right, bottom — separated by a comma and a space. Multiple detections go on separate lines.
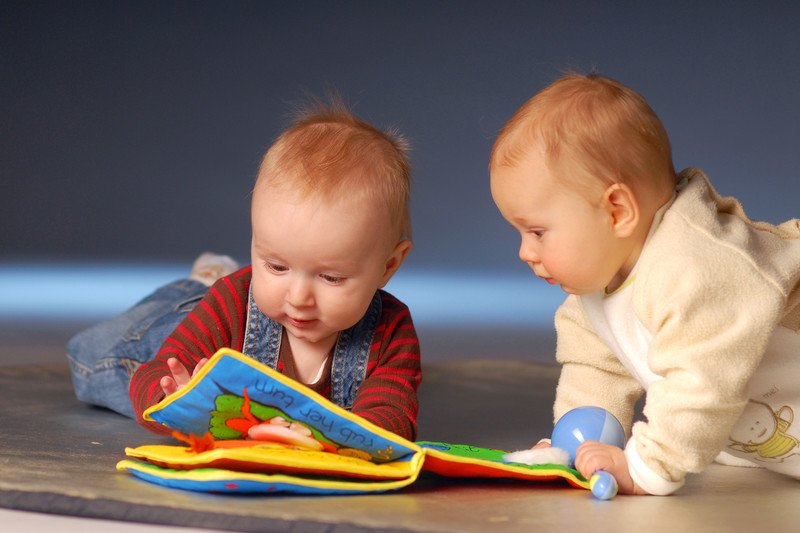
528, 229, 545, 238
320, 273, 345, 284
265, 262, 288, 274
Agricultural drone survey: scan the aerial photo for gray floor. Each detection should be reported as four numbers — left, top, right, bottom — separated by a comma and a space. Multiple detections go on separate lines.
2, 321, 799, 533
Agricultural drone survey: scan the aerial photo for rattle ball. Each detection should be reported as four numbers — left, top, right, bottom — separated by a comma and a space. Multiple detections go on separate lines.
551, 406, 625, 467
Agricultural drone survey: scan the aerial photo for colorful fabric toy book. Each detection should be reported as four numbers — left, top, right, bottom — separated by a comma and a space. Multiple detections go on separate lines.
117, 349, 589, 495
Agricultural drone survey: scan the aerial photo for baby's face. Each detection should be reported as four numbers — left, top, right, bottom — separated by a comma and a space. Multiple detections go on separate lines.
250, 184, 402, 351
490, 149, 635, 295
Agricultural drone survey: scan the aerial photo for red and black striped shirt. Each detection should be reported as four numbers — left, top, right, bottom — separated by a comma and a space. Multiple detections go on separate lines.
129, 267, 421, 440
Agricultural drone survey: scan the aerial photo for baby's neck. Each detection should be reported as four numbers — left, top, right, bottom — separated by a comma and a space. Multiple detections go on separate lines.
284, 332, 336, 384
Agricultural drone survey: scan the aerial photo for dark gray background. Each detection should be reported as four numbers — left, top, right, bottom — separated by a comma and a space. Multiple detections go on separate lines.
3, 0, 799, 274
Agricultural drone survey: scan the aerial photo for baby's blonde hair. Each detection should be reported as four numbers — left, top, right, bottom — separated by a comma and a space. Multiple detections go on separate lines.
255, 98, 412, 240
490, 73, 676, 200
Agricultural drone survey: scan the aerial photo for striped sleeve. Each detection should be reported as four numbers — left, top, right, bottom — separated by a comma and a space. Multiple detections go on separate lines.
129, 267, 252, 433
351, 291, 422, 441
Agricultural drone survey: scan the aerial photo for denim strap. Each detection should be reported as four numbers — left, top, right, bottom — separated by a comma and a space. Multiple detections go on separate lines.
242, 289, 382, 409
331, 291, 382, 409
242, 290, 282, 368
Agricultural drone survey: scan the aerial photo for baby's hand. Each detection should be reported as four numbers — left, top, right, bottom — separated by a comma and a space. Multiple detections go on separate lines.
575, 441, 648, 495
159, 357, 209, 396
248, 417, 323, 450
532, 438, 552, 449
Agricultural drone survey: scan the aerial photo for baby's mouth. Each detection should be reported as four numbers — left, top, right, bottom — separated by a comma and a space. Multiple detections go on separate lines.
288, 316, 315, 328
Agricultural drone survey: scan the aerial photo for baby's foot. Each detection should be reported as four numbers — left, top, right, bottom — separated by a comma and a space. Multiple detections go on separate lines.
189, 252, 239, 286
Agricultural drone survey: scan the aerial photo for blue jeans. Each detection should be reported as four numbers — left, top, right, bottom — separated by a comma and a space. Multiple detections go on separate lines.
66, 279, 208, 417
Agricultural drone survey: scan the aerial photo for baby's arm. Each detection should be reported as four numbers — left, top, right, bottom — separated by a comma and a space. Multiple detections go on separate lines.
553, 296, 643, 430
624, 247, 787, 493
350, 295, 421, 441
129, 275, 245, 433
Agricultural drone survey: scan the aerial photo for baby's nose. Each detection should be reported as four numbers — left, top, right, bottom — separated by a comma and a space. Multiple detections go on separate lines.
287, 277, 315, 307
518, 242, 539, 264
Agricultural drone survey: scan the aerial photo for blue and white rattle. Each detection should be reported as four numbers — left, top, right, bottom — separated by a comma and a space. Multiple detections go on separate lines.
551, 406, 625, 500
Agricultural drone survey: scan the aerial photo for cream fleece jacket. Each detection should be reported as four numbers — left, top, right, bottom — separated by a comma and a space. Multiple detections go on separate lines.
552, 168, 800, 494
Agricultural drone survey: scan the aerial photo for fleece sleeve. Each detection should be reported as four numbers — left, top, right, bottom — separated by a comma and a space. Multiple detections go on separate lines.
630, 239, 787, 490
553, 295, 645, 432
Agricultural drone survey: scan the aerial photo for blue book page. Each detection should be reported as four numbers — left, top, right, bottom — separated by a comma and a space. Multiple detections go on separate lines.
144, 349, 418, 463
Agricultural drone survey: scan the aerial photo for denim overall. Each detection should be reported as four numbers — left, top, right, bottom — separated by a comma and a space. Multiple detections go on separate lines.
242, 289, 382, 409
66, 278, 381, 417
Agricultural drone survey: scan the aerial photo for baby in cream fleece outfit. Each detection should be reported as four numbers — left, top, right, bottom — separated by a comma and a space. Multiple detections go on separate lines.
489, 73, 800, 495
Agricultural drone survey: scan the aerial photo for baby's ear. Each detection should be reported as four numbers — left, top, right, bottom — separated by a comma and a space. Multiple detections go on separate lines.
603, 183, 639, 238
379, 239, 413, 286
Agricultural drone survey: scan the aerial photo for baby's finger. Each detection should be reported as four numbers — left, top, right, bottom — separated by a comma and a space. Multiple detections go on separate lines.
160, 375, 178, 396
193, 357, 209, 376
575, 442, 613, 476
167, 357, 192, 388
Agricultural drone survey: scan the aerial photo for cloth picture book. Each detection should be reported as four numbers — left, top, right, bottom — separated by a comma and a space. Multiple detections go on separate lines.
117, 348, 589, 495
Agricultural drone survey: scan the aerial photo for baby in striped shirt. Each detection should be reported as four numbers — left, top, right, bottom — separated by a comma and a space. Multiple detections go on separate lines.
67, 99, 422, 441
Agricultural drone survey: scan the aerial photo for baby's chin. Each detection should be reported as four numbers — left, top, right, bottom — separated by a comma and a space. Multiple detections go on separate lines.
282, 323, 338, 345
558, 284, 599, 296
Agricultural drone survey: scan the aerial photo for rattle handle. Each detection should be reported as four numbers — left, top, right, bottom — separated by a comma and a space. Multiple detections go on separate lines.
589, 470, 618, 500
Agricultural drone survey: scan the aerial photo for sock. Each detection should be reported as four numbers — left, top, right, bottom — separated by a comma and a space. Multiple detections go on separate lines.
188, 252, 239, 287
